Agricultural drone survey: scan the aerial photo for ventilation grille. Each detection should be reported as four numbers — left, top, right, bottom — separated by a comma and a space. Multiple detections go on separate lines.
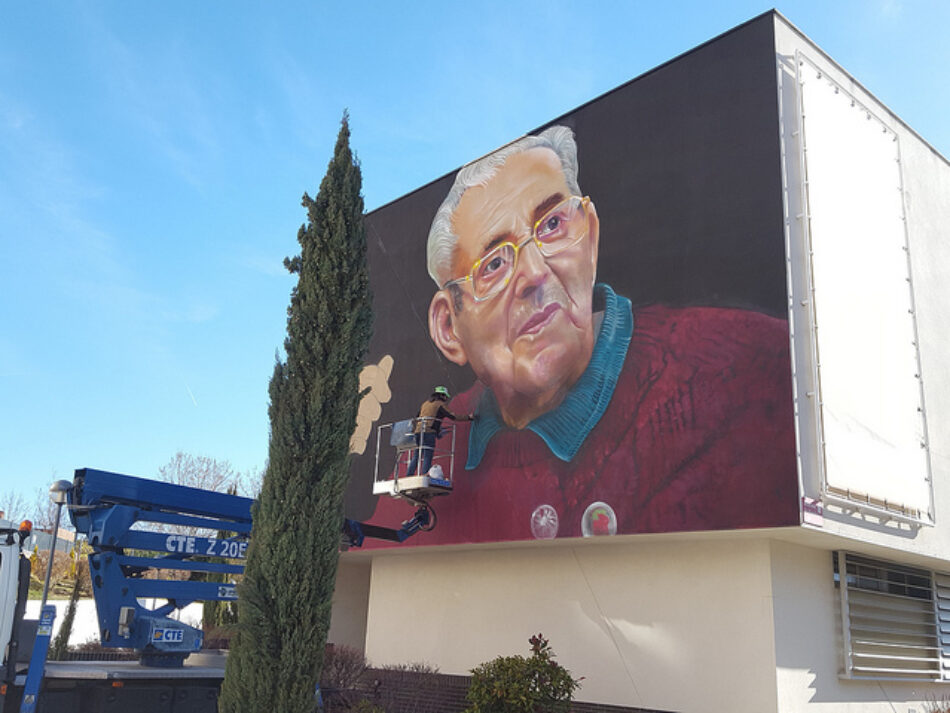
934, 572, 950, 680
839, 552, 943, 680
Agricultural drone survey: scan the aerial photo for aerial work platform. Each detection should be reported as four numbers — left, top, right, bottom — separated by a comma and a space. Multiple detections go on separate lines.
373, 418, 456, 503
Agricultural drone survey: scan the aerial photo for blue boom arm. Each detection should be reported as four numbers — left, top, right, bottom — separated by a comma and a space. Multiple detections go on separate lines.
68, 468, 254, 667
68, 468, 435, 666
342, 506, 432, 547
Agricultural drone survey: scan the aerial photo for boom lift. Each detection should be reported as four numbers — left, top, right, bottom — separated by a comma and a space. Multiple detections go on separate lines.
341, 418, 459, 548
372, 418, 456, 501
2, 453, 453, 713
67, 468, 254, 667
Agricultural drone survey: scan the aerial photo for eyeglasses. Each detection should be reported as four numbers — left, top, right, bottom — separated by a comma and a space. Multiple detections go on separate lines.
443, 195, 592, 303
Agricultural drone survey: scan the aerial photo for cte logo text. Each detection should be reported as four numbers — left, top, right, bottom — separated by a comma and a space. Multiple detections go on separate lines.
153, 629, 184, 643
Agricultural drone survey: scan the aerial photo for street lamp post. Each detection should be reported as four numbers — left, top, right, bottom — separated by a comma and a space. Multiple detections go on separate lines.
20, 479, 73, 713
38, 480, 73, 613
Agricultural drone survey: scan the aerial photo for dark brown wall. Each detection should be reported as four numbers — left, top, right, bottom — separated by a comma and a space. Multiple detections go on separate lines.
347, 14, 786, 521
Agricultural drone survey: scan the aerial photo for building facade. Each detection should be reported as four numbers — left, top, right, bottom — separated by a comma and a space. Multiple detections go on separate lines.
328, 12, 950, 712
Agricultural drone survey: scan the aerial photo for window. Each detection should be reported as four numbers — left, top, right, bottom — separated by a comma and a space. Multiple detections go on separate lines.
836, 552, 950, 680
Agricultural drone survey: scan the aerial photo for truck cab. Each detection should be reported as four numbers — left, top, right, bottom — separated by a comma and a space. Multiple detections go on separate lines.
1, 519, 33, 695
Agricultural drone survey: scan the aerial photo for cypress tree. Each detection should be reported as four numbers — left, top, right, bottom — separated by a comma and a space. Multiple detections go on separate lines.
220, 113, 373, 713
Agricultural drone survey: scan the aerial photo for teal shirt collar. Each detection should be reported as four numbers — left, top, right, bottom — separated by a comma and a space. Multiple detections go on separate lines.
466, 283, 634, 469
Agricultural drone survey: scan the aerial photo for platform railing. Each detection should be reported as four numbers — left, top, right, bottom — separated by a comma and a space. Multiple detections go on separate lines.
373, 419, 456, 493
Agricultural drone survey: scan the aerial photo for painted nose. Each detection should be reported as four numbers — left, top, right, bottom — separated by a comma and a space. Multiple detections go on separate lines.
513, 239, 549, 302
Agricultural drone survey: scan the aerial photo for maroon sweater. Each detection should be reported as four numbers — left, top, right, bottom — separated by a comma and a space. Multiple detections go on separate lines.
369, 305, 799, 545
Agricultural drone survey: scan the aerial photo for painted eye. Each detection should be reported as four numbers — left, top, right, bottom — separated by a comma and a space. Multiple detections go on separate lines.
481, 254, 506, 276
538, 211, 568, 241
474, 244, 515, 293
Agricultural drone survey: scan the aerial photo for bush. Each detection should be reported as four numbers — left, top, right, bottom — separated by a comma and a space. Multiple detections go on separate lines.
71, 637, 113, 653
350, 701, 384, 713
379, 661, 439, 676
318, 645, 369, 711
464, 634, 580, 713
372, 661, 441, 713
321, 644, 369, 691
28, 549, 77, 598
926, 694, 950, 713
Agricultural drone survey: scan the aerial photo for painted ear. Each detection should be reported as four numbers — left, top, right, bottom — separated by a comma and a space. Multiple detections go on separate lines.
429, 291, 468, 367
588, 200, 600, 281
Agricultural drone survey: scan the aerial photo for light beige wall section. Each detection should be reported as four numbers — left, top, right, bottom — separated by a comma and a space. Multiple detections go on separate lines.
899, 120, 950, 548
770, 539, 947, 711
364, 538, 780, 713
327, 558, 371, 651
774, 12, 950, 563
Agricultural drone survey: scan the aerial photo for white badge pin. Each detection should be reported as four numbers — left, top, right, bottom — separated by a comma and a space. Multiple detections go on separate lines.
530, 504, 559, 540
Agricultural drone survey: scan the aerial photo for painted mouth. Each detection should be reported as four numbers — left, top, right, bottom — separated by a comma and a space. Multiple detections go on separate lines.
518, 302, 561, 336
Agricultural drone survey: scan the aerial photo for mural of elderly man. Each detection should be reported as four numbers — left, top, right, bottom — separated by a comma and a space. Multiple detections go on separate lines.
375, 125, 798, 543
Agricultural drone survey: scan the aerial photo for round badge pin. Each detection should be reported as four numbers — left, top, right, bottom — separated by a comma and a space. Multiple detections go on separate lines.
530, 504, 559, 540
581, 501, 617, 537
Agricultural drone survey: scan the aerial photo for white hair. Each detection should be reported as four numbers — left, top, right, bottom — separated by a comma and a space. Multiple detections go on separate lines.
426, 125, 581, 287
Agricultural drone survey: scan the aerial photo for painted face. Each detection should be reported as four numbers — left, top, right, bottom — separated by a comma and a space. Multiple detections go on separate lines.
440, 147, 599, 428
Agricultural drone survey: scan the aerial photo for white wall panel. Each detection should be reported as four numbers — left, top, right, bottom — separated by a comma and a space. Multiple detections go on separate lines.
797, 55, 931, 520
364, 540, 780, 712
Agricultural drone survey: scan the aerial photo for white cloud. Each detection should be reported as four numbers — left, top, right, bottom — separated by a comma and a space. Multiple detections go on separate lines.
264, 48, 336, 152
80, 14, 223, 189
0, 89, 127, 286
878, 0, 903, 19
238, 251, 293, 278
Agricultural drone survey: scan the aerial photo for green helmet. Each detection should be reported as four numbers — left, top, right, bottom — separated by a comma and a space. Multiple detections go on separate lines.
433, 386, 450, 399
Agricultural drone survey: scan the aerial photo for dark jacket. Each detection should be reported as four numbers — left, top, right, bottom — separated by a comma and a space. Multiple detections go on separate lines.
413, 397, 469, 434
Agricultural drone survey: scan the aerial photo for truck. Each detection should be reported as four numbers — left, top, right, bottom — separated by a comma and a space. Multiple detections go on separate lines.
2, 469, 255, 713
1, 456, 448, 713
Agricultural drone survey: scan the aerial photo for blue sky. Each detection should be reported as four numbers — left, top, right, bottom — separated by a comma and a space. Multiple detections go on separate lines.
1, 1, 947, 505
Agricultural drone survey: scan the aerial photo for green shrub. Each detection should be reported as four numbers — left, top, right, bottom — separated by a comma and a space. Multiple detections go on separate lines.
374, 661, 441, 713
351, 700, 384, 713
464, 634, 580, 713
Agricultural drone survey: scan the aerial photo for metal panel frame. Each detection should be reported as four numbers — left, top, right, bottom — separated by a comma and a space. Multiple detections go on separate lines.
793, 51, 933, 526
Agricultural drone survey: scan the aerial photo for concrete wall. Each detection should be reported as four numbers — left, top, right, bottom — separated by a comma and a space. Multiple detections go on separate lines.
342, 537, 950, 712
770, 539, 946, 712
361, 538, 781, 712
327, 557, 370, 651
